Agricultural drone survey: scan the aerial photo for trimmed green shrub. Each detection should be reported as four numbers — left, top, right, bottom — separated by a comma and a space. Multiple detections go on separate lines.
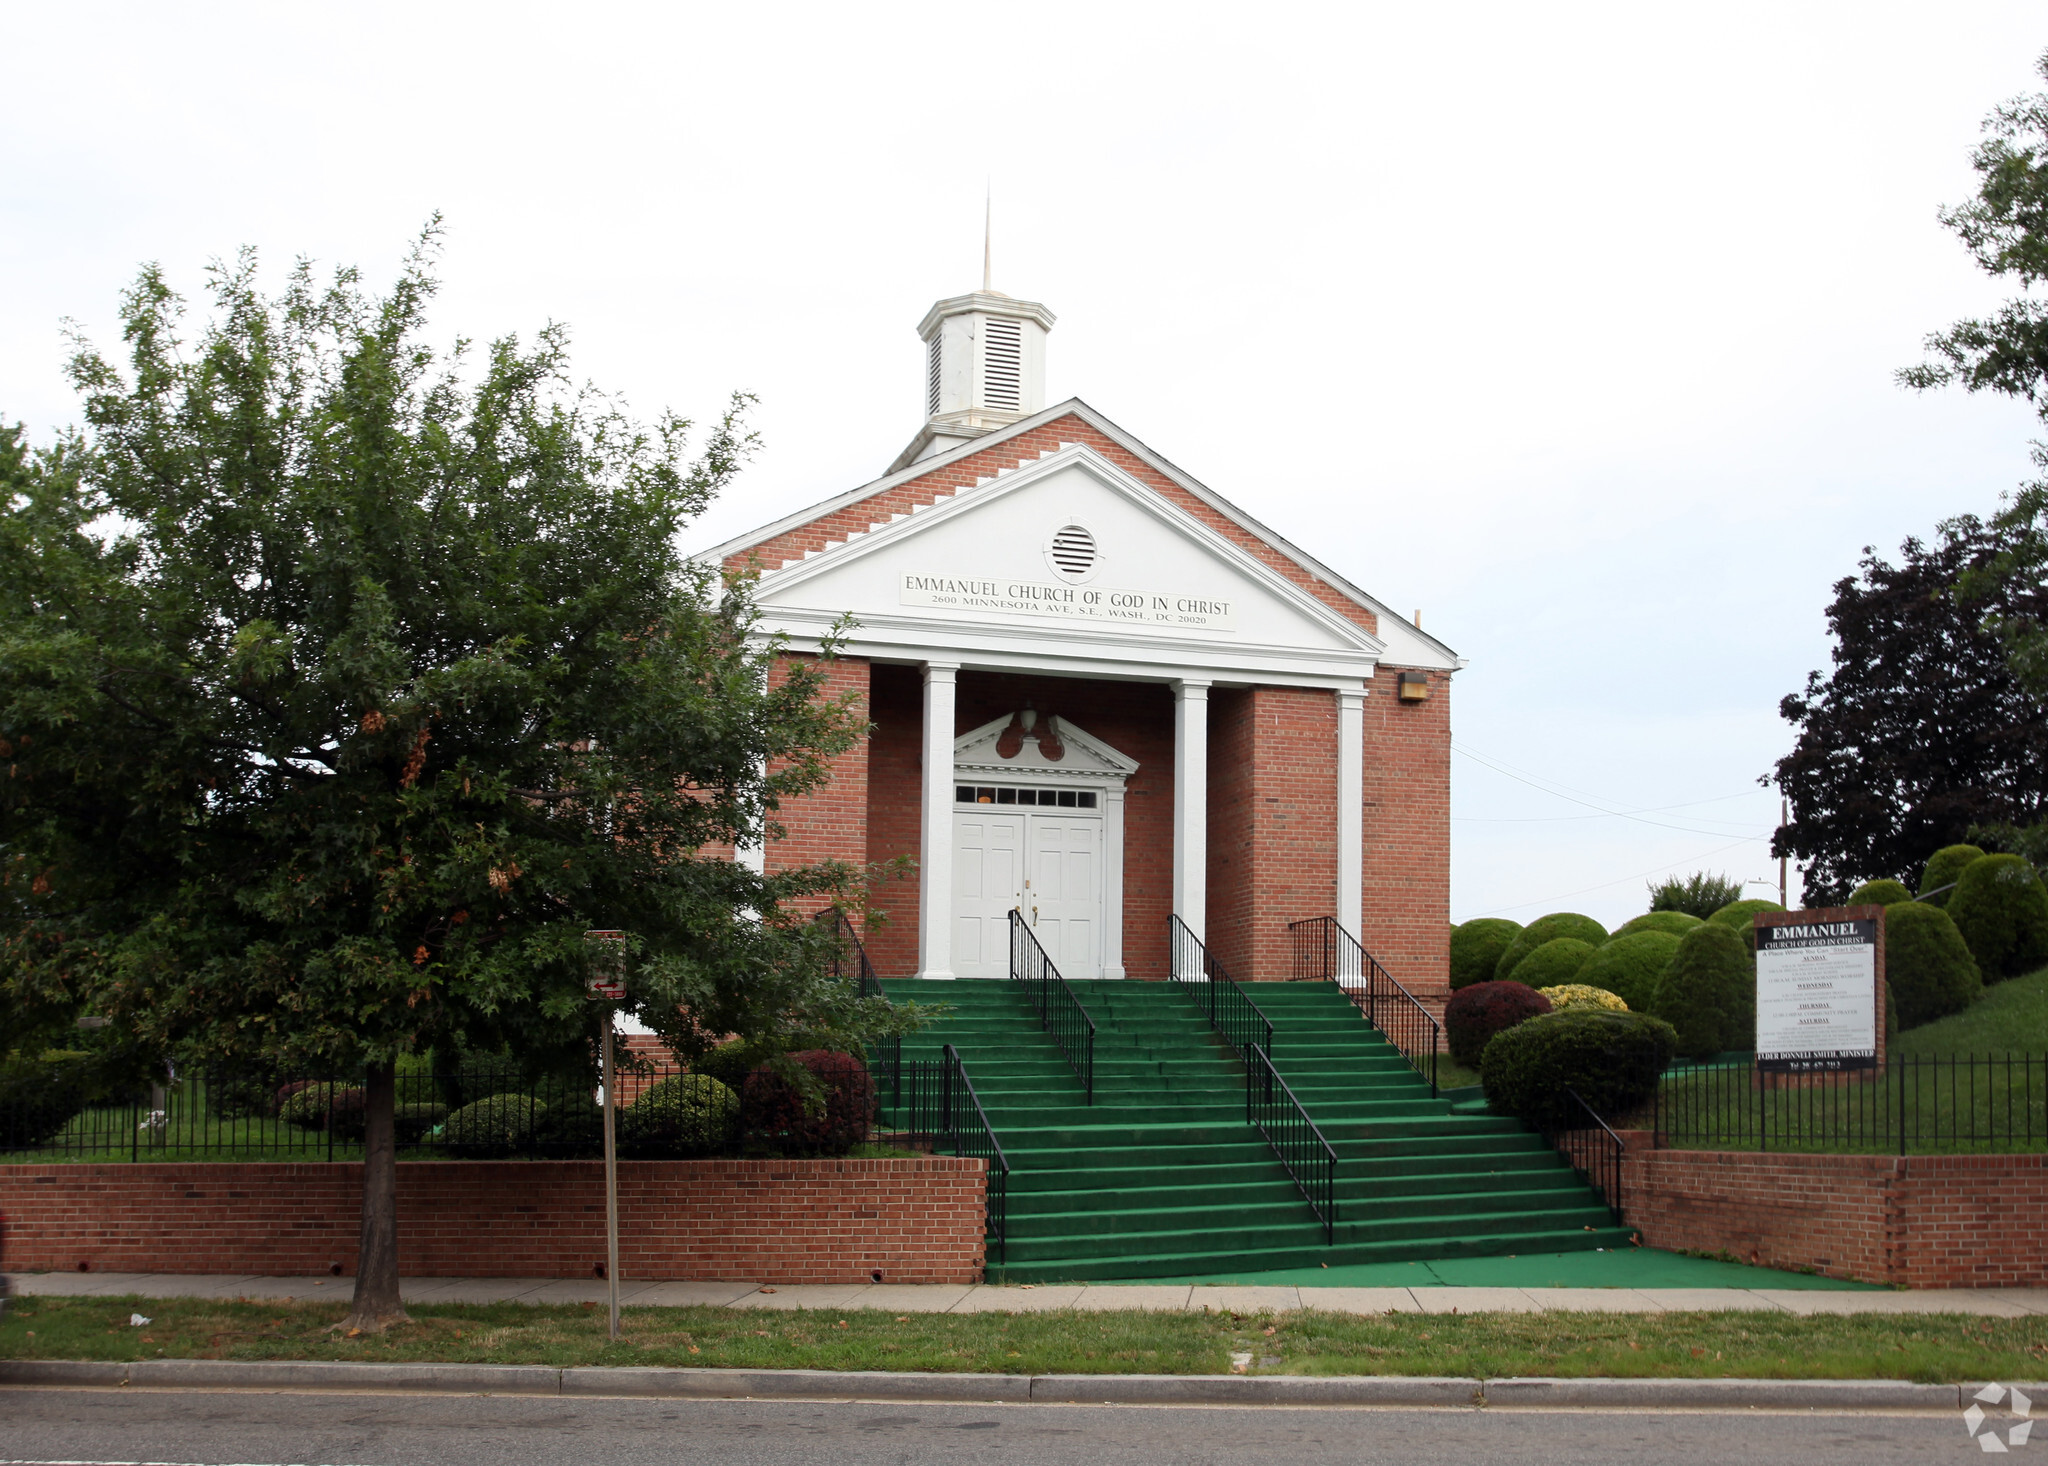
1883, 901, 1982, 1029
394, 1101, 450, 1146
278, 1082, 368, 1141
1450, 919, 1523, 991
205, 1069, 283, 1121
694, 1040, 776, 1092
1508, 937, 1596, 991
1848, 879, 1914, 907
443, 1092, 548, 1158
1576, 931, 1682, 1012
0, 1050, 99, 1148
530, 1098, 604, 1158
1947, 854, 2048, 980
1482, 1009, 1678, 1131
620, 1074, 741, 1158
1444, 981, 1552, 1069
741, 1050, 874, 1156
1495, 913, 1607, 983
1919, 844, 1986, 908
1647, 872, 1744, 919
1652, 922, 1755, 1059
1611, 911, 1702, 941
1707, 898, 1785, 957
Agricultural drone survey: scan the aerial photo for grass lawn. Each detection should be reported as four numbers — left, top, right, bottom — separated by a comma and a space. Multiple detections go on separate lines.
1895, 966, 2048, 1056
5, 1294, 2046, 1383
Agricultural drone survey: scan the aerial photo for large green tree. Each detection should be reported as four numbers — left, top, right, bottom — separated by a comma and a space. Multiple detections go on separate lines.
0, 232, 904, 1331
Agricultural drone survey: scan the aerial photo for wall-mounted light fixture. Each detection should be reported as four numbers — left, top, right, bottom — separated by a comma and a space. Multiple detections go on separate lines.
1397, 671, 1430, 703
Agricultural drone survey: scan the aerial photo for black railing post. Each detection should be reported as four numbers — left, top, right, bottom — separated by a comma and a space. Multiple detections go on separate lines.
1007, 910, 1097, 1104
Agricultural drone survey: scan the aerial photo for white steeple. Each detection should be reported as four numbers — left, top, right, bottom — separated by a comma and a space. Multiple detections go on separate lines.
888, 223, 1055, 473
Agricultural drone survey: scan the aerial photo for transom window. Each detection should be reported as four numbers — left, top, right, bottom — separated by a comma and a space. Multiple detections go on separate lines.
956, 785, 1098, 809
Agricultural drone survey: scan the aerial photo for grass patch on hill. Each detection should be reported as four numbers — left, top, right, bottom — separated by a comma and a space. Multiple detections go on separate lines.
1896, 966, 2048, 1056
4, 1294, 2047, 1383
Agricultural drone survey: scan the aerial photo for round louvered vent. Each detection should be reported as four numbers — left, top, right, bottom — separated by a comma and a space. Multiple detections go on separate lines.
1048, 524, 1097, 582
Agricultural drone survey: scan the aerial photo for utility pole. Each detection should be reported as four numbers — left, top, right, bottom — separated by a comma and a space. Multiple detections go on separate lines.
1780, 797, 1790, 909
584, 929, 627, 1342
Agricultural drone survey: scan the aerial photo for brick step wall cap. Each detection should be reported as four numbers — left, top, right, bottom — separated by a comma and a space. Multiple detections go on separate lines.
0, 1358, 2025, 1411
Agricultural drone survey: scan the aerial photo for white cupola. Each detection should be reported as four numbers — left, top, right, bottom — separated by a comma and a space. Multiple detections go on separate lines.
888, 285, 1055, 474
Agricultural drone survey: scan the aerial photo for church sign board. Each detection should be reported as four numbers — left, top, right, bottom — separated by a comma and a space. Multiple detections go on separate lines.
1753, 905, 1886, 1073
900, 572, 1237, 631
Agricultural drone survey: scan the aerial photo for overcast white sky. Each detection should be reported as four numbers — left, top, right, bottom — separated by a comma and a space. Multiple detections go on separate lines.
6, 2, 2046, 931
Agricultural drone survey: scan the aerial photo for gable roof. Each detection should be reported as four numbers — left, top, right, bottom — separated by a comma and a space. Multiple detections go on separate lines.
703, 399, 1460, 671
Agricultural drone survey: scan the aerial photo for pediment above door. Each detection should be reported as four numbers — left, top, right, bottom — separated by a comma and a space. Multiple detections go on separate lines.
953, 712, 1139, 782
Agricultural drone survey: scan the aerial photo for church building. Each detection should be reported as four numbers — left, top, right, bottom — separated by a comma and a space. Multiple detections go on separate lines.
706, 282, 1460, 993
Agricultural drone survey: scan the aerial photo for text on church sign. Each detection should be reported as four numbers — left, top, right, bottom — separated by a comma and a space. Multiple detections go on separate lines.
899, 573, 1237, 631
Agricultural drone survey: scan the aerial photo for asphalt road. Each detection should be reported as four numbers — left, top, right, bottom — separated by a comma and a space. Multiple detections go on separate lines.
0, 1387, 1985, 1465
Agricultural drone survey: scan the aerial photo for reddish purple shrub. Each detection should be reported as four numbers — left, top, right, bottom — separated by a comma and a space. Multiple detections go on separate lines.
740, 1049, 874, 1156
1444, 980, 1552, 1069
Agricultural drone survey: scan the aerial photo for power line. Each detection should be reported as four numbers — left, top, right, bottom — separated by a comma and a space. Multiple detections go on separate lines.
1461, 835, 1769, 919
1451, 743, 1773, 838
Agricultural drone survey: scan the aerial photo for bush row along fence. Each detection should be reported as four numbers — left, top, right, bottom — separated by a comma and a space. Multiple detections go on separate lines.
0, 1060, 883, 1165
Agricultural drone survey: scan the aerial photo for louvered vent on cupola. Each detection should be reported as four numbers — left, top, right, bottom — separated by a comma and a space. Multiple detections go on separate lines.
983, 317, 1022, 411
926, 335, 942, 418
1049, 523, 1097, 581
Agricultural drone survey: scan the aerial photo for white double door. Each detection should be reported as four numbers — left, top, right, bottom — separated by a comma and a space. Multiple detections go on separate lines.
952, 808, 1103, 979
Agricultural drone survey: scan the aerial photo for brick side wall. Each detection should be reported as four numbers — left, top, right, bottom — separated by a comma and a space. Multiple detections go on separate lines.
0, 1158, 987, 1284
1620, 1144, 2048, 1287
1360, 665, 1451, 993
725, 416, 1379, 641
1207, 688, 1257, 979
766, 656, 871, 897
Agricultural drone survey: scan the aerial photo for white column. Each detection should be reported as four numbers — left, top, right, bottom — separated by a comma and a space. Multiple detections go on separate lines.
917, 661, 960, 980
1172, 679, 1211, 944
1336, 685, 1366, 941
1102, 784, 1127, 979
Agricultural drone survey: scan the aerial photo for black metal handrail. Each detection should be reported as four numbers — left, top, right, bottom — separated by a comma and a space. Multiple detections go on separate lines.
1008, 910, 1097, 1104
1289, 915, 1441, 1097
875, 1043, 1012, 1265
816, 906, 883, 1000
1168, 915, 1273, 1066
1540, 1086, 1626, 1222
1246, 1044, 1339, 1243
1649, 1052, 2048, 1155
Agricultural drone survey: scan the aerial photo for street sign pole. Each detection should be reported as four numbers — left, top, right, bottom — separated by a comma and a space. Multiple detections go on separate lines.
584, 929, 628, 1343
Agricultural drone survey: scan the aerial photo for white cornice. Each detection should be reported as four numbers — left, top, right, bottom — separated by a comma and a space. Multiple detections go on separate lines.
915, 291, 1057, 339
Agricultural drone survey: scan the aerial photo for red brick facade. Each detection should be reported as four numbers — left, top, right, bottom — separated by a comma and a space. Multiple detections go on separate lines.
1618, 1141, 2048, 1287
0, 1157, 987, 1284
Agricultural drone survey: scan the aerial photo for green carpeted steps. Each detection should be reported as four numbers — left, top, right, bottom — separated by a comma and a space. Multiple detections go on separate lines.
874, 975, 1630, 1282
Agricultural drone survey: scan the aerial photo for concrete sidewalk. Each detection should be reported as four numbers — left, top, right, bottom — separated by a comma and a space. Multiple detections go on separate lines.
13, 1271, 2048, 1316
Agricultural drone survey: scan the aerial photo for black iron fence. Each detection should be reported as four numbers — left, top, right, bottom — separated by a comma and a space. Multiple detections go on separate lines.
816, 907, 884, 1001
1647, 1052, 2048, 1155
1288, 916, 1442, 1097
1169, 915, 1274, 1066
1540, 1087, 1627, 1221
872, 1042, 1011, 1261
1245, 1045, 1339, 1242
1009, 910, 1097, 1103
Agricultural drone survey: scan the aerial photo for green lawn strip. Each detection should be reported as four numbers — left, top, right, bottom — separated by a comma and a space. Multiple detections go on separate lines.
5, 1295, 2046, 1383
1894, 967, 2048, 1057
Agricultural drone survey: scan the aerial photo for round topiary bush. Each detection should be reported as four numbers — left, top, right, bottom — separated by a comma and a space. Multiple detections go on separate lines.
1652, 922, 1755, 1060
442, 1092, 548, 1158
1494, 913, 1608, 983
1508, 938, 1596, 991
742, 1050, 875, 1156
620, 1074, 741, 1158
1946, 853, 2048, 980
1450, 918, 1523, 991
1883, 901, 1982, 1029
1847, 879, 1914, 907
1443, 981, 1552, 1069
1707, 898, 1785, 956
0, 1051, 99, 1148
1919, 844, 1986, 908
394, 1100, 450, 1146
277, 1082, 368, 1141
1611, 911, 1702, 941
1537, 983, 1628, 1013
1576, 930, 1682, 1012
1481, 1009, 1678, 1132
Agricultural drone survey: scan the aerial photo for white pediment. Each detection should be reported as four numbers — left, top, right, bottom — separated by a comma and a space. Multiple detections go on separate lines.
745, 442, 1385, 681
953, 713, 1140, 782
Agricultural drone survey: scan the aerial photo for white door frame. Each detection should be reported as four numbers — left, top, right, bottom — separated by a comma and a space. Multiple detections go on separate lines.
949, 712, 1138, 980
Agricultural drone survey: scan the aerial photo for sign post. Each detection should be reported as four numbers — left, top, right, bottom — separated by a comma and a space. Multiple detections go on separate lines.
1754, 906, 1886, 1075
583, 929, 628, 1341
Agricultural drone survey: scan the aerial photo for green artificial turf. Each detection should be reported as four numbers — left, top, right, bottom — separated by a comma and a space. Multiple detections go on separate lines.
1148, 1245, 1882, 1289
4, 1293, 2042, 1382
1895, 966, 2048, 1056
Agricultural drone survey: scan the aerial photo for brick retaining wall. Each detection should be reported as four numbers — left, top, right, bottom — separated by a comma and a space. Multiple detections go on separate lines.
0, 1157, 987, 1284
1620, 1141, 2048, 1287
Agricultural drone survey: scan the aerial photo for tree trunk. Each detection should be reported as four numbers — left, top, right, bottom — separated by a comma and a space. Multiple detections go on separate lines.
340, 1060, 409, 1333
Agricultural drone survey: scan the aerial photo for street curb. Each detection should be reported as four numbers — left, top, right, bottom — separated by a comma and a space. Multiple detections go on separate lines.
0, 1359, 2029, 1410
